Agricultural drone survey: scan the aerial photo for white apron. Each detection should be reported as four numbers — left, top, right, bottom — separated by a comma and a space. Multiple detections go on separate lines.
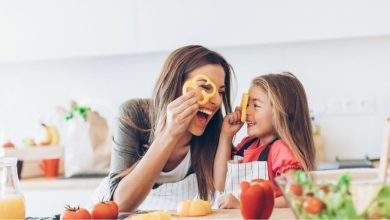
88, 150, 199, 211
138, 173, 198, 210
218, 138, 279, 200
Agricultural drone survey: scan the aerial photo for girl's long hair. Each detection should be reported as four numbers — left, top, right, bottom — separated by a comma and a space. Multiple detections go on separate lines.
252, 72, 315, 171
120, 45, 235, 200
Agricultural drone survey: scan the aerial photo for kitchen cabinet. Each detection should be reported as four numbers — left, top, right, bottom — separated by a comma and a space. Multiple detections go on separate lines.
0, 0, 137, 62
21, 177, 102, 217
135, 0, 390, 53
1, 0, 390, 62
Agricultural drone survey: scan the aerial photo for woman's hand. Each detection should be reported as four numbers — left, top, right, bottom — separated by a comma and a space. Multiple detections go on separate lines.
221, 107, 244, 139
165, 90, 199, 138
217, 193, 240, 209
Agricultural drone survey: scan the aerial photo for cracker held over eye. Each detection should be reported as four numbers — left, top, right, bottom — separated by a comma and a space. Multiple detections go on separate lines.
182, 74, 217, 105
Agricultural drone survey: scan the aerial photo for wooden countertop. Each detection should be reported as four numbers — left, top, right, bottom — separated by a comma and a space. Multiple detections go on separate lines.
123, 208, 295, 219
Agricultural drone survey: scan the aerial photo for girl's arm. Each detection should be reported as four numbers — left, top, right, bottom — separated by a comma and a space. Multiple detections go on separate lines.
274, 196, 288, 208
214, 133, 234, 191
113, 91, 199, 212
213, 107, 243, 191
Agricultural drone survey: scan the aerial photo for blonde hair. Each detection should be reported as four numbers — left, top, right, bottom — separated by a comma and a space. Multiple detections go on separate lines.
251, 72, 315, 171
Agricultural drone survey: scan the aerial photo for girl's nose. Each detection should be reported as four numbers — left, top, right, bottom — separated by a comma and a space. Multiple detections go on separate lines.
246, 104, 253, 116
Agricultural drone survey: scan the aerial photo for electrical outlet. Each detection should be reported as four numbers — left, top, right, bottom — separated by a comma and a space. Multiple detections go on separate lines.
313, 97, 377, 116
358, 97, 376, 114
342, 98, 359, 114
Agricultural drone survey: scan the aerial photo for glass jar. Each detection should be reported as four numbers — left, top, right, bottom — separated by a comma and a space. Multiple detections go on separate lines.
0, 157, 25, 219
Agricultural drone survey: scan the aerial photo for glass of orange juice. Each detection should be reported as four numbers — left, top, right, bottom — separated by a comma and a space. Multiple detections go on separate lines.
0, 157, 25, 219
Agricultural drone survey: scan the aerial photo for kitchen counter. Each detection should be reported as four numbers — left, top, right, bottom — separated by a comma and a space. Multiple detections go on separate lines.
124, 208, 295, 219
21, 168, 390, 217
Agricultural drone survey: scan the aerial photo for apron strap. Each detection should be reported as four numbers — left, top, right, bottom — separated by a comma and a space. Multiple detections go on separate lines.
235, 138, 259, 157
257, 137, 280, 161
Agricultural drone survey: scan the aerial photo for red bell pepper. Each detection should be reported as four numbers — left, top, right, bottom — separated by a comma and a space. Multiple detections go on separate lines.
240, 179, 275, 219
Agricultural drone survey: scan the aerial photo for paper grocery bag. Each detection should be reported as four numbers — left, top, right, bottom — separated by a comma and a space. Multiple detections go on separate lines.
64, 111, 111, 177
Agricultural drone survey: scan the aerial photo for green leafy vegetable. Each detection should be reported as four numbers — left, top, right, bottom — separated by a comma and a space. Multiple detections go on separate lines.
65, 101, 91, 122
364, 185, 390, 219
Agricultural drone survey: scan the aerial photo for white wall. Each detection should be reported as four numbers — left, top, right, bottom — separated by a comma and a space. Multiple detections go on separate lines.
1, 36, 390, 161
2, 0, 390, 62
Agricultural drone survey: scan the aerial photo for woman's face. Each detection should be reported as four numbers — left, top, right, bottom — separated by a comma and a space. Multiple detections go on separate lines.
186, 64, 225, 136
246, 85, 275, 141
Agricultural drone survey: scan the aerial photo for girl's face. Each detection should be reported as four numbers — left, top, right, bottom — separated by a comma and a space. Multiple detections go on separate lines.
246, 85, 276, 142
187, 64, 225, 136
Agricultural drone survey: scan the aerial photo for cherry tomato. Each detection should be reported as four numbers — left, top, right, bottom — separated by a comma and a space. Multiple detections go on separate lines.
320, 185, 330, 194
91, 200, 119, 219
60, 206, 91, 219
303, 197, 324, 214
286, 183, 303, 196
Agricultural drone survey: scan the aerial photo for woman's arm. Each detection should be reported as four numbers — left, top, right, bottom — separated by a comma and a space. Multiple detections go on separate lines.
213, 107, 243, 191
114, 130, 180, 211
113, 91, 199, 212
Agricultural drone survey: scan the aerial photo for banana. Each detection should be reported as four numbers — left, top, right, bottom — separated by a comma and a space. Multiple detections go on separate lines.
41, 123, 52, 145
48, 126, 60, 145
41, 123, 60, 145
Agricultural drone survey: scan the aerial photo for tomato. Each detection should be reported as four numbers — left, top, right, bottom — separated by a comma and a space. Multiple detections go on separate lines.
303, 197, 324, 214
240, 179, 275, 220
91, 200, 119, 219
286, 183, 303, 196
320, 185, 330, 194
60, 206, 91, 219
2, 141, 15, 148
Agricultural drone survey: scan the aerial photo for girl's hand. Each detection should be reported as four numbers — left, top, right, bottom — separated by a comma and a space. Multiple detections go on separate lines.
217, 193, 240, 209
165, 90, 199, 138
221, 107, 244, 138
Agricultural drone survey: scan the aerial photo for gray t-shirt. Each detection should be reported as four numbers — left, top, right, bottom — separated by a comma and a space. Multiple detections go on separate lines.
108, 98, 194, 200
108, 99, 151, 199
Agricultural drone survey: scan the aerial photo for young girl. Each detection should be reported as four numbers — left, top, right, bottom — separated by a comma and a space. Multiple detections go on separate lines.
214, 72, 315, 209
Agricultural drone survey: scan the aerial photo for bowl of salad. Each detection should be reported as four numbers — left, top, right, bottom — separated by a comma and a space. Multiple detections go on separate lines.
275, 169, 390, 219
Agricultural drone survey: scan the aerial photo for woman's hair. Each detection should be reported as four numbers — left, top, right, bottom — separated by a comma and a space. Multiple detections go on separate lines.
251, 72, 315, 171
120, 45, 235, 200
151, 45, 235, 200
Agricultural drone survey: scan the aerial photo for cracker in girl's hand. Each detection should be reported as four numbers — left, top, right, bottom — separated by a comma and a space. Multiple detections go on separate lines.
240, 93, 249, 122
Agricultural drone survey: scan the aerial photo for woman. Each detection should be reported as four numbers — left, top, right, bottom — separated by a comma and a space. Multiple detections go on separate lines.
108, 45, 235, 212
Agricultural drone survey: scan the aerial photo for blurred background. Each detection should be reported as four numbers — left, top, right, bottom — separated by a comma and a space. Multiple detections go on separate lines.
1, 0, 390, 162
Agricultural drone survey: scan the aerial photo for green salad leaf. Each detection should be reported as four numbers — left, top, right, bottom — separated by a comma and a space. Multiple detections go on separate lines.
296, 169, 310, 185
364, 185, 390, 219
